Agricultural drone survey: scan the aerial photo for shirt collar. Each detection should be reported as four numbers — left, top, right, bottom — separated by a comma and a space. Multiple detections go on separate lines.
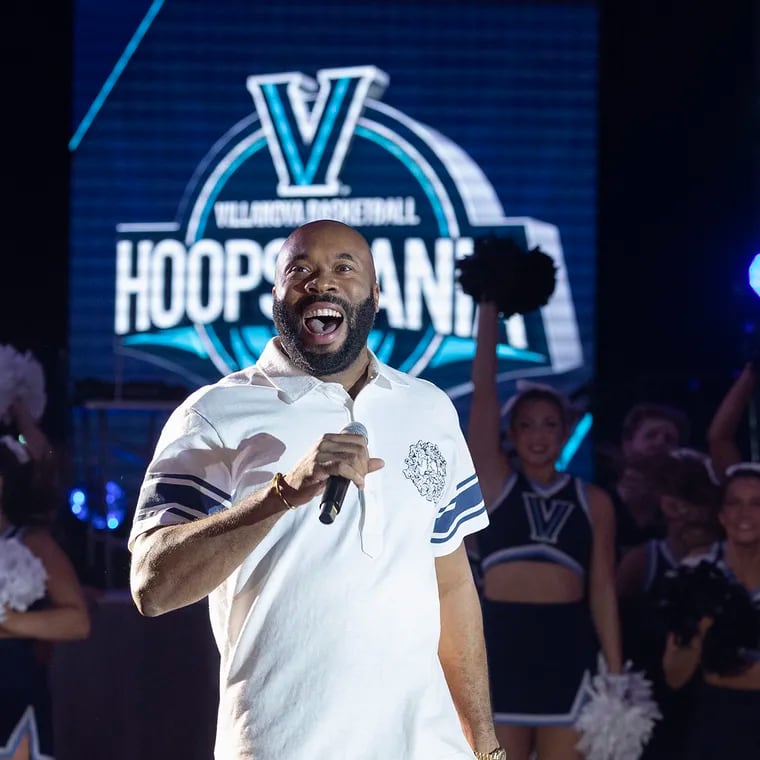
255, 338, 408, 403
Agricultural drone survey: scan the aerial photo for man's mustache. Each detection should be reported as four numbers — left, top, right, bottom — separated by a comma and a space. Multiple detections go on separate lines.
296, 294, 350, 315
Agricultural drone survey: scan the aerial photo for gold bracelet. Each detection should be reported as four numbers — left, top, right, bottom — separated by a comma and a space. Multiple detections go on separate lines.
272, 472, 297, 510
474, 749, 507, 760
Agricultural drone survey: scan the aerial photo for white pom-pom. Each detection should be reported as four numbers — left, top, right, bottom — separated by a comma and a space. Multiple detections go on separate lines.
11, 349, 46, 421
575, 656, 662, 760
0, 537, 48, 622
0, 344, 46, 424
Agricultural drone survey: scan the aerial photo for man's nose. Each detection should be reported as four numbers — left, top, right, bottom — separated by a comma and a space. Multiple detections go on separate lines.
304, 271, 337, 293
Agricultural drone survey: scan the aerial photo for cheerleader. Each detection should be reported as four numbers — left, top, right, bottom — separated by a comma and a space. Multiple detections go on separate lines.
0, 399, 90, 759
468, 301, 622, 760
661, 463, 760, 759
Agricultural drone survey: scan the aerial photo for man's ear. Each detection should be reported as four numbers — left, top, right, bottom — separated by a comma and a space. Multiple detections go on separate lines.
373, 282, 380, 312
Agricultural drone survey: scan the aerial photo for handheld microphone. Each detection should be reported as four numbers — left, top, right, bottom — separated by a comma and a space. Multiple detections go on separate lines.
318, 421, 368, 525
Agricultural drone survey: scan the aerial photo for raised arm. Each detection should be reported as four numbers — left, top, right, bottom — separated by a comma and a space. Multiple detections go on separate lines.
468, 301, 511, 506
130, 430, 384, 617
436, 543, 499, 755
707, 362, 756, 479
587, 484, 623, 673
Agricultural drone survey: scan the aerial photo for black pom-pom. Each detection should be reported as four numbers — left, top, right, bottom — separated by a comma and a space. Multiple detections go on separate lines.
456, 235, 557, 318
702, 581, 760, 676
657, 559, 760, 676
656, 561, 725, 645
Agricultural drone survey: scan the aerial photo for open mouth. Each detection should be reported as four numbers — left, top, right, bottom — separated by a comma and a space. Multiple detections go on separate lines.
302, 304, 345, 342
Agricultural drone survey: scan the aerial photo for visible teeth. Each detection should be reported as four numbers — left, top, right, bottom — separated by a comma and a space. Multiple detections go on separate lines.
304, 308, 341, 318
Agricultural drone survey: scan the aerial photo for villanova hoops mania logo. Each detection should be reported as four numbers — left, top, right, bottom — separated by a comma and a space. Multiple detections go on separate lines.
113, 65, 583, 390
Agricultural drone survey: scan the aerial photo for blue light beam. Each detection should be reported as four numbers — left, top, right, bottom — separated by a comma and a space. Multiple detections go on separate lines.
69, 0, 165, 152
556, 412, 593, 472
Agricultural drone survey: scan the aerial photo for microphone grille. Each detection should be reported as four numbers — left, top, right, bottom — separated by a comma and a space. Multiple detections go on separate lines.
342, 421, 368, 442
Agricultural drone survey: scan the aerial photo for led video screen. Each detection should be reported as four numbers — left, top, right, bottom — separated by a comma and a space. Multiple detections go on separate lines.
70, 0, 597, 480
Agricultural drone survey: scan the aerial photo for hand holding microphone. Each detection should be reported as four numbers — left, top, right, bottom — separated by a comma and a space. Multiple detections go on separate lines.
318, 421, 369, 524
277, 422, 384, 521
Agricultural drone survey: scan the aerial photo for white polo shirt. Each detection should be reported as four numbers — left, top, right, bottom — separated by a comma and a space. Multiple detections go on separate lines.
129, 339, 488, 759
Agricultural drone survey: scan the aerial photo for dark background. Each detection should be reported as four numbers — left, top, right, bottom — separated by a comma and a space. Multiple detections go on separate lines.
596, 0, 760, 452
2, 0, 759, 462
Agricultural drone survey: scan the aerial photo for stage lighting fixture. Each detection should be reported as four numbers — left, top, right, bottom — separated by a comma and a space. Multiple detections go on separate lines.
68, 481, 127, 530
68, 487, 89, 521
748, 253, 760, 298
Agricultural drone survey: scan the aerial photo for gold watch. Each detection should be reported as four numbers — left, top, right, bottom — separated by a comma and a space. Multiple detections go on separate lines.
474, 749, 507, 760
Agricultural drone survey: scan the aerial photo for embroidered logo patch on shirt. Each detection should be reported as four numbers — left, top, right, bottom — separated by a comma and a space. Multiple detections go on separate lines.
403, 441, 447, 502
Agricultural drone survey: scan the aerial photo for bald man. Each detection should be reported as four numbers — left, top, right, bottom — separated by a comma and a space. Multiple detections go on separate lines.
129, 220, 503, 760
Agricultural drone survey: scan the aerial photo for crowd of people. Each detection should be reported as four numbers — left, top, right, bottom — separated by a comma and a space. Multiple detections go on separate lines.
464, 349, 760, 759
2, 220, 760, 760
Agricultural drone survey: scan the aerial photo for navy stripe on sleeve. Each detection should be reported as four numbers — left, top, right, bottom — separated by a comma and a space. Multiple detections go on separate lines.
431, 507, 486, 544
456, 474, 478, 491
151, 473, 231, 502
434, 480, 484, 533
137, 474, 231, 520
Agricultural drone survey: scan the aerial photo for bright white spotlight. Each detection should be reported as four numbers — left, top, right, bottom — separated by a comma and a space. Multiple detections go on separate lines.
748, 253, 760, 297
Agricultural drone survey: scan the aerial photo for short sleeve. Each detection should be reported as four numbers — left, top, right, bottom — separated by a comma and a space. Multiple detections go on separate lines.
127, 404, 232, 551
430, 399, 488, 557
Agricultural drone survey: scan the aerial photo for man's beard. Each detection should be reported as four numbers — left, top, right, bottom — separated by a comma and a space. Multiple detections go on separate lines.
272, 293, 376, 377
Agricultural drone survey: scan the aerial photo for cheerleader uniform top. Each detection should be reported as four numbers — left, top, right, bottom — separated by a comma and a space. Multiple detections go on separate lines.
0, 524, 49, 692
0, 522, 56, 757
643, 539, 680, 593
683, 541, 760, 602
477, 471, 593, 579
